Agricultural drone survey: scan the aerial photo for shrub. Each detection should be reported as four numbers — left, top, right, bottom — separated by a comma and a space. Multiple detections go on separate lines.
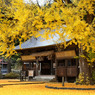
92, 70, 95, 83
76, 73, 90, 85
4, 72, 20, 79
50, 78, 57, 82
0, 73, 2, 79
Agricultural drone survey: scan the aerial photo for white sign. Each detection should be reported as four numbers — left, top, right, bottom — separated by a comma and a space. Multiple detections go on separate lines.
53, 63, 56, 68
24, 62, 29, 64
28, 70, 34, 77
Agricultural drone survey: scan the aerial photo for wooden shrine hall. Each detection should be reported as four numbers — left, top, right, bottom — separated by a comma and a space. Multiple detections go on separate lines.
15, 36, 79, 82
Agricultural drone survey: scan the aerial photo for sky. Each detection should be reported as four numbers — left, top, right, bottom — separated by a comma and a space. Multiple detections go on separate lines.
24, 0, 54, 6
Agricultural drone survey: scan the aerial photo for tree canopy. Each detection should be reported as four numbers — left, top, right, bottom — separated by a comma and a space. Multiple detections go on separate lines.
0, 0, 95, 59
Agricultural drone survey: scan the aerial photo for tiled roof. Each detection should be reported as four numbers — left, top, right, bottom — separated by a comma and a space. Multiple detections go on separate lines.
15, 33, 70, 50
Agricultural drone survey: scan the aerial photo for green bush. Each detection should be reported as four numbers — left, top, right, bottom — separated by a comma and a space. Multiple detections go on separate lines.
50, 78, 57, 82
0, 73, 2, 79
4, 72, 20, 79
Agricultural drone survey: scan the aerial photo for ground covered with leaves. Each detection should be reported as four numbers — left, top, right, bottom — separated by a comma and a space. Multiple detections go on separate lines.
0, 80, 95, 95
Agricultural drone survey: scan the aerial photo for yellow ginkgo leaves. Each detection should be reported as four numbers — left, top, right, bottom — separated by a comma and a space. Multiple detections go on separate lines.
0, 0, 95, 58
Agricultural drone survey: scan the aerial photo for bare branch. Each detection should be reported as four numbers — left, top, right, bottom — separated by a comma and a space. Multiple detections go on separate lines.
36, 0, 41, 8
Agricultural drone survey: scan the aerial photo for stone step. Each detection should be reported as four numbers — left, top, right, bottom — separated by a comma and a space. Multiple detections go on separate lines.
33, 75, 55, 81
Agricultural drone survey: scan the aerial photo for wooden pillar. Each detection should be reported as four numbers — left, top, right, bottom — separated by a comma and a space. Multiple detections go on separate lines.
22, 62, 24, 71
29, 62, 31, 70
31, 62, 33, 69
76, 59, 79, 77
65, 60, 68, 82
40, 62, 41, 75
30, 62, 33, 70
36, 57, 39, 76
55, 59, 58, 81
51, 59, 53, 75
76, 59, 78, 67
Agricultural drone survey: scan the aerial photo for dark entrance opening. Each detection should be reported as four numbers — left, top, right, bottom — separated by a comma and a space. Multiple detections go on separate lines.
41, 57, 51, 75
67, 77, 76, 83
57, 77, 62, 82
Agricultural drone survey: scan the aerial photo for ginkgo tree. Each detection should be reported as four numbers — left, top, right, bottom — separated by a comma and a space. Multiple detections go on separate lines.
0, 0, 95, 84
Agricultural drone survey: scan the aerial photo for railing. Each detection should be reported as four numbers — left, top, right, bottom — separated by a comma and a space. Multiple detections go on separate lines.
67, 66, 78, 77
56, 66, 66, 77
56, 66, 78, 77
20, 71, 26, 81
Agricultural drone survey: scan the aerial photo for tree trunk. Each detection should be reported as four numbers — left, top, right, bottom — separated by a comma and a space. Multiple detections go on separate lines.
79, 45, 94, 84
79, 12, 94, 84
54, 0, 72, 3
88, 65, 94, 85
7, 58, 11, 73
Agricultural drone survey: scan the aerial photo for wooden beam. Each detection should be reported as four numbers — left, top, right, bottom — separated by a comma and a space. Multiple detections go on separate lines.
21, 55, 36, 61
55, 50, 76, 59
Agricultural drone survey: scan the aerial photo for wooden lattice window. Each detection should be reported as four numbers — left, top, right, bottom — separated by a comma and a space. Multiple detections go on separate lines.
58, 60, 65, 66
67, 59, 76, 66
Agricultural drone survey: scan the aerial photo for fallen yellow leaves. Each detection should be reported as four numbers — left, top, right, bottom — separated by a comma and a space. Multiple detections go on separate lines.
47, 82, 95, 88
0, 80, 95, 95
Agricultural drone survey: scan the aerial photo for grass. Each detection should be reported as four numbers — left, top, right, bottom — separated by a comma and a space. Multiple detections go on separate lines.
0, 79, 95, 95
